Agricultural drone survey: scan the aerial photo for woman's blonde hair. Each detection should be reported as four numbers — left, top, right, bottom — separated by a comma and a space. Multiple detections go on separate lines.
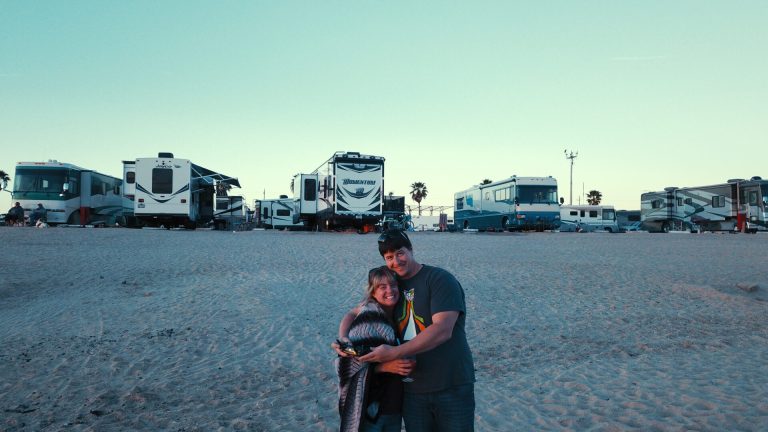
361, 266, 398, 306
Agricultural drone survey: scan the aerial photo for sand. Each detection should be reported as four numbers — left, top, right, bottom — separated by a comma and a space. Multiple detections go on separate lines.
1, 228, 767, 431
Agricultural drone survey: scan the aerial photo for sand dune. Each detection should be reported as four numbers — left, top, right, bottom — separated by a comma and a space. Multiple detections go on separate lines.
1, 229, 766, 431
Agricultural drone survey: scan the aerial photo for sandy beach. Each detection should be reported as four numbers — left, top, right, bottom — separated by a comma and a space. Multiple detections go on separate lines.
1, 228, 767, 431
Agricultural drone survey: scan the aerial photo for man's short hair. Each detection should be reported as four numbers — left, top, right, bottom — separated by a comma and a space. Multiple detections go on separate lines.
377, 229, 412, 256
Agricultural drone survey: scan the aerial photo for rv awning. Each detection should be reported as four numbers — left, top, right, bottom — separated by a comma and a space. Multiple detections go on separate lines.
191, 164, 241, 188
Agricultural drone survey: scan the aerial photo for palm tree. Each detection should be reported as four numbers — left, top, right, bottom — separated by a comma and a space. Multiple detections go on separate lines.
410, 181, 428, 216
0, 170, 9, 192
481, 179, 492, 185
586, 190, 603, 205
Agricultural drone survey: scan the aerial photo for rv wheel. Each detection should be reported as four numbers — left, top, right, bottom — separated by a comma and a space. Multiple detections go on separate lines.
501, 216, 509, 231
463, 220, 469, 230
661, 222, 670, 233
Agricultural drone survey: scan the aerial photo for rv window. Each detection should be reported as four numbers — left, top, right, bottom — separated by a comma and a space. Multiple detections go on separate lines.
603, 209, 615, 221
749, 191, 758, 205
677, 198, 683, 206
216, 201, 229, 210
580, 210, 585, 217
651, 200, 662, 209
684, 198, 692, 205
152, 168, 173, 194
569, 211, 577, 216
126, 172, 135, 184
628, 215, 640, 222
455, 198, 464, 210
589, 210, 598, 218
712, 196, 725, 208
276, 209, 290, 216
263, 208, 269, 218
304, 179, 316, 201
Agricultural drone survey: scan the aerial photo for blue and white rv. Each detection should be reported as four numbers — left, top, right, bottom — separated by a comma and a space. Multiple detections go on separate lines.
12, 160, 129, 226
559, 205, 619, 233
641, 177, 768, 233
256, 196, 304, 230
454, 176, 561, 231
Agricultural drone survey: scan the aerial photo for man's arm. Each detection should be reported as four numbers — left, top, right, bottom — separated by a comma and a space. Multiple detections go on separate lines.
358, 310, 459, 363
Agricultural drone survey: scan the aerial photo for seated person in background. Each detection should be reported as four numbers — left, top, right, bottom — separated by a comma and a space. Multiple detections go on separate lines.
29, 203, 47, 226
4, 202, 25, 226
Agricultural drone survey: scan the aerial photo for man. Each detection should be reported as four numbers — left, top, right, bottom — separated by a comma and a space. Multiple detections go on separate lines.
360, 229, 475, 431
29, 203, 47, 226
5, 202, 25, 225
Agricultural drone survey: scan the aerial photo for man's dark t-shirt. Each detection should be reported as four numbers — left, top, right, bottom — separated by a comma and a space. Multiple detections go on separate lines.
396, 265, 475, 393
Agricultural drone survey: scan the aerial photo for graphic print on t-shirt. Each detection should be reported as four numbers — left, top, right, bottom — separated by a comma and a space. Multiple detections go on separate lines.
398, 288, 425, 341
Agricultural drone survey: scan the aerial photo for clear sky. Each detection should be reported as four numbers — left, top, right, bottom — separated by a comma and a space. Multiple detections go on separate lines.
2, 1, 766, 214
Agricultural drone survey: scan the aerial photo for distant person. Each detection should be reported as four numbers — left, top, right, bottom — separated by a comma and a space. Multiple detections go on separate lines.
335, 266, 414, 432
4, 202, 25, 226
338, 229, 476, 431
29, 203, 47, 226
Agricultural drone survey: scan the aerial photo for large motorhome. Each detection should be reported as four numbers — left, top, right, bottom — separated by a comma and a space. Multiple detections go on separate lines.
256, 196, 304, 230
454, 176, 560, 231
126, 153, 240, 229
293, 151, 385, 232
641, 177, 768, 233
12, 160, 129, 226
559, 205, 619, 233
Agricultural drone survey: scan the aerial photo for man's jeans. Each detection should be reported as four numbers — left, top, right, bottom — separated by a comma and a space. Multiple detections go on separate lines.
402, 383, 475, 432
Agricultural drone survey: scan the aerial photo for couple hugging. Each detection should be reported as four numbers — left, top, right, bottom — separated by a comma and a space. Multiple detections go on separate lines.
333, 229, 475, 432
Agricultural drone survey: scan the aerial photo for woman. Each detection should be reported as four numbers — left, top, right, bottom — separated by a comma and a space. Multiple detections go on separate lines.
335, 266, 414, 432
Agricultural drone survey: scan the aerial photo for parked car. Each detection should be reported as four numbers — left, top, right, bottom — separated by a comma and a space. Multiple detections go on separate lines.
623, 221, 645, 232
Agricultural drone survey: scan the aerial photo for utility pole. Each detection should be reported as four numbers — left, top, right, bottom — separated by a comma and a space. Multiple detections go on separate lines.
564, 150, 578, 205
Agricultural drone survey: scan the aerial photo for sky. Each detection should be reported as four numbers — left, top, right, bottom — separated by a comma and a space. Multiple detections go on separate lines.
2, 1, 766, 214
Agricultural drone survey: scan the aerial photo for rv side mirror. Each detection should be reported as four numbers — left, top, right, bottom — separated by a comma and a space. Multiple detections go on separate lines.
559, 197, 565, 205
63, 183, 70, 192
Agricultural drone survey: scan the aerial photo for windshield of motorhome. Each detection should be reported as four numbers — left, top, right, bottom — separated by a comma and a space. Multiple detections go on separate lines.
13, 168, 75, 194
518, 185, 558, 204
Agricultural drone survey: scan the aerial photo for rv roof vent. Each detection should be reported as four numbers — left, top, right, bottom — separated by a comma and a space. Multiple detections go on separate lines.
750, 176, 762, 181
727, 178, 745, 183
664, 187, 677, 192
279, 194, 288, 199
158, 152, 174, 158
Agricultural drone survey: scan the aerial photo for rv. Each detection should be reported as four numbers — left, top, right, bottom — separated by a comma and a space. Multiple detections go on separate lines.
559, 205, 619, 233
127, 153, 240, 229
641, 177, 768, 233
256, 196, 304, 230
213, 195, 251, 230
453, 176, 560, 231
293, 151, 385, 232
12, 160, 129, 226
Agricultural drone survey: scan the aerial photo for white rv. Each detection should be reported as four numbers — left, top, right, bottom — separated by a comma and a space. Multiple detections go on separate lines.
559, 205, 619, 233
641, 177, 768, 233
127, 153, 240, 229
293, 151, 385, 232
213, 195, 250, 230
454, 176, 560, 231
12, 160, 129, 226
256, 196, 304, 230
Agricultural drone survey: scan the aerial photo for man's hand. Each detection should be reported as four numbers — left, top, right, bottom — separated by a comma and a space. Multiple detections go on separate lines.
376, 358, 416, 376
358, 344, 398, 363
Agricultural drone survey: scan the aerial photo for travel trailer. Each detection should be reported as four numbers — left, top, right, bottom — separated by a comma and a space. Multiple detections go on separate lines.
559, 205, 619, 232
454, 176, 560, 231
641, 177, 768, 233
12, 160, 129, 226
126, 153, 240, 229
256, 196, 304, 230
293, 151, 385, 232
213, 195, 250, 230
